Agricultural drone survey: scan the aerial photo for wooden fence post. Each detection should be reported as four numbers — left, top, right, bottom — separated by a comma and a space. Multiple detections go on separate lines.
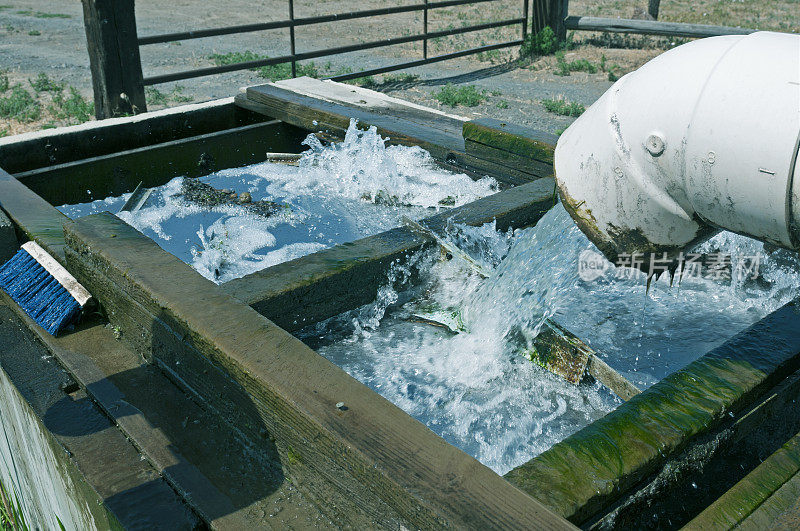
648, 0, 661, 20
81, 0, 147, 119
532, 0, 569, 41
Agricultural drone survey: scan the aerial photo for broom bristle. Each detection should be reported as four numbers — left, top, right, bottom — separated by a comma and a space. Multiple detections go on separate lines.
0, 248, 83, 335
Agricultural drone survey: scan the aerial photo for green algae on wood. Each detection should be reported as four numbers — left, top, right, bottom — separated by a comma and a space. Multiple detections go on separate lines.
504, 300, 800, 524
463, 118, 558, 165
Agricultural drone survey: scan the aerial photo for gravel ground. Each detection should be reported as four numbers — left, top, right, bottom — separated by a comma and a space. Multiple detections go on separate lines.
1, 0, 797, 136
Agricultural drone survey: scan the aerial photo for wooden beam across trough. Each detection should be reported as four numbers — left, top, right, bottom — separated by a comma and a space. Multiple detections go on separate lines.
236, 77, 556, 185
222, 177, 557, 332
15, 120, 303, 207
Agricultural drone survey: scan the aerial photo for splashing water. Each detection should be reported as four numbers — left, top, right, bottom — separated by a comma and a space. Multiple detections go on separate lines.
304, 202, 800, 474
57, 120, 497, 282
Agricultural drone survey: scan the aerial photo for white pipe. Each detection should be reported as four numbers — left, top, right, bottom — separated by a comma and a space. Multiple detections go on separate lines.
554, 32, 800, 268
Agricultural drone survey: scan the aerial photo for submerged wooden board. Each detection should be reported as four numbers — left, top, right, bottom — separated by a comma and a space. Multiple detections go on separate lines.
239, 78, 556, 185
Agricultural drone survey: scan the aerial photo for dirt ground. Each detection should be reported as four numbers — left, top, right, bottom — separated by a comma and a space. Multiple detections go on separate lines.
1, 0, 798, 136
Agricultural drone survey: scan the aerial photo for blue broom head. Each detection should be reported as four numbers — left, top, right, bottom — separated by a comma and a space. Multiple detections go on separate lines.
0, 247, 83, 335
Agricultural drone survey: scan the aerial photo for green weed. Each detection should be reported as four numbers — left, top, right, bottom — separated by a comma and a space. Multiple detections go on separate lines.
209, 51, 318, 81
15, 9, 70, 18
434, 84, 486, 107
27, 30, 39, 36
146, 85, 193, 107
0, 85, 40, 122
347, 76, 376, 88
170, 85, 192, 103
542, 97, 585, 117
50, 86, 93, 124
476, 49, 503, 63
287, 446, 302, 465
555, 53, 597, 76
145, 87, 169, 107
0, 73, 8, 93
520, 26, 558, 57
496, 100, 509, 109
605, 61, 623, 82
381, 73, 419, 84
0, 478, 28, 531
30, 72, 63, 93
520, 27, 577, 59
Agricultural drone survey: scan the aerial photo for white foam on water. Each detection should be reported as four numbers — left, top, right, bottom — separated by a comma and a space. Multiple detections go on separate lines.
58, 119, 497, 283
309, 202, 800, 475
223, 118, 498, 209
308, 241, 617, 476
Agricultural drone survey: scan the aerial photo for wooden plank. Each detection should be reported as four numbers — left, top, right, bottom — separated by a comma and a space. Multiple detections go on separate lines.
14, 121, 306, 207
64, 212, 575, 529
0, 207, 16, 263
273, 77, 468, 134
586, 354, 640, 401
595, 368, 800, 528
532, 0, 569, 40
245, 82, 464, 158
0, 168, 69, 260
241, 81, 554, 184
81, 0, 146, 118
465, 140, 553, 178
564, 15, 755, 38
0, 298, 199, 530
0, 98, 268, 174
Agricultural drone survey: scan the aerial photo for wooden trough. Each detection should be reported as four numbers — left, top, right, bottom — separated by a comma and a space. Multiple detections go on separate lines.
1, 79, 800, 529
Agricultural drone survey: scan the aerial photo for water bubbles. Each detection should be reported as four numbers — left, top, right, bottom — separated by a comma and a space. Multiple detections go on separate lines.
59, 119, 498, 284
310, 203, 800, 475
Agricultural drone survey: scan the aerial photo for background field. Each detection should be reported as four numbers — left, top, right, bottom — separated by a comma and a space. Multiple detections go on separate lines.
1, 0, 797, 136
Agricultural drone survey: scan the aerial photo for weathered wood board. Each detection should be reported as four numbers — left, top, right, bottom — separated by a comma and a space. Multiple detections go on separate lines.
238, 78, 556, 185
14, 120, 305, 206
